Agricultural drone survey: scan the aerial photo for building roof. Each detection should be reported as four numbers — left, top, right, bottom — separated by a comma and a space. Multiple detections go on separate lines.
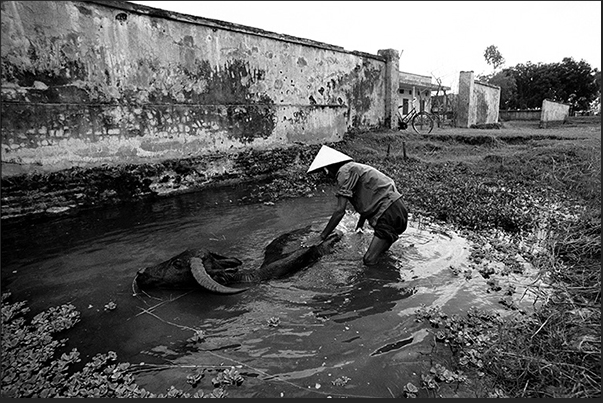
398, 71, 450, 92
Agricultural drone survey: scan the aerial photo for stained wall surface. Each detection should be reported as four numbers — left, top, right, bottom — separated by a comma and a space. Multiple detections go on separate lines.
540, 99, 570, 127
456, 71, 500, 128
1, 1, 390, 172
473, 82, 500, 125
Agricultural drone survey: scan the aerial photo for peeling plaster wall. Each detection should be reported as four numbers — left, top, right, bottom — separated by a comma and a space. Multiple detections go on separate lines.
456, 71, 500, 128
456, 72, 475, 128
473, 81, 500, 125
540, 99, 569, 128
1, 0, 388, 172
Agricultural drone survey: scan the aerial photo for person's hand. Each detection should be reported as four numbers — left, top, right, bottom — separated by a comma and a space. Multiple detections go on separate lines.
301, 233, 323, 248
355, 216, 365, 232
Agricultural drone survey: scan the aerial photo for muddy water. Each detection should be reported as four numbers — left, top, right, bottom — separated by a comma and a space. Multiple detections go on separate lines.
1, 185, 539, 398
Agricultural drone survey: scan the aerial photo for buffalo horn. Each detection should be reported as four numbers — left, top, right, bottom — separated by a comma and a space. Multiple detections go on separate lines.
190, 257, 248, 294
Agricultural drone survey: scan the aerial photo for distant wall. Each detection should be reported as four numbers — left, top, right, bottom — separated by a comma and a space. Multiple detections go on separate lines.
1, 1, 397, 173
540, 99, 570, 128
473, 81, 500, 125
456, 71, 500, 128
499, 110, 541, 121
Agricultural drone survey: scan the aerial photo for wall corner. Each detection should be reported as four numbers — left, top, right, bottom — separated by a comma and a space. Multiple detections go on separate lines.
378, 49, 400, 129
457, 71, 475, 128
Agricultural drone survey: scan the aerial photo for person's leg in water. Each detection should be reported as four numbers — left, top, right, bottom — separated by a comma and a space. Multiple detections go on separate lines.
363, 199, 408, 266
363, 236, 393, 266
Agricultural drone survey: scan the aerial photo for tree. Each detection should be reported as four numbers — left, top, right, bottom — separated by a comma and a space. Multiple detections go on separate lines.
556, 58, 599, 111
488, 69, 517, 109
484, 45, 505, 70
488, 58, 599, 111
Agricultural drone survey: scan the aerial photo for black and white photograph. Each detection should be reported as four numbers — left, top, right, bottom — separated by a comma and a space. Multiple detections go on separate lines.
1, 1, 600, 398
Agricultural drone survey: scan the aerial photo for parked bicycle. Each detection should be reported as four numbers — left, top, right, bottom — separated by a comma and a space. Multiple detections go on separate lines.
397, 99, 435, 134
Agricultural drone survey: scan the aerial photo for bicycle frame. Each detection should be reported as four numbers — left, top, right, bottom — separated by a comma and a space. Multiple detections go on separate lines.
397, 106, 419, 127
397, 97, 421, 126
396, 98, 435, 134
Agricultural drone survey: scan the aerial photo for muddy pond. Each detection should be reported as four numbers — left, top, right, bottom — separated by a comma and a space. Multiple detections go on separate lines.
1, 184, 542, 398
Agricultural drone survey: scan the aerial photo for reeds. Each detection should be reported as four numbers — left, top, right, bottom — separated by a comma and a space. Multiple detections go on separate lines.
483, 212, 601, 398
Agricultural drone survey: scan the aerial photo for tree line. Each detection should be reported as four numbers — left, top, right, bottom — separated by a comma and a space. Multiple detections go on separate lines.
479, 46, 600, 112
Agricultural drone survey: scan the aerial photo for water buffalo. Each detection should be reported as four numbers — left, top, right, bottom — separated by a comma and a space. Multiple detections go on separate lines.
134, 225, 343, 294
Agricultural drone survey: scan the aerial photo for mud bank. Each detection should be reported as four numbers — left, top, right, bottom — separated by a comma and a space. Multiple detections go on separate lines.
1, 143, 327, 221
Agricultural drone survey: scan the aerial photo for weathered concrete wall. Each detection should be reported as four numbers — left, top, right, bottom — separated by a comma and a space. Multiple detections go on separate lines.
1, 0, 391, 175
473, 81, 500, 125
456, 71, 500, 128
540, 99, 569, 128
456, 71, 475, 128
499, 109, 541, 121
379, 49, 400, 129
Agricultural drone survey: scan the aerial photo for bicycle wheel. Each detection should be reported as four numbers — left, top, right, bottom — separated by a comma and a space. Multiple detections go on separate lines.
412, 112, 434, 134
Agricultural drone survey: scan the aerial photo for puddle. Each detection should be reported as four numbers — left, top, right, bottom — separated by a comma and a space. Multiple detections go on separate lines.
0, 186, 543, 398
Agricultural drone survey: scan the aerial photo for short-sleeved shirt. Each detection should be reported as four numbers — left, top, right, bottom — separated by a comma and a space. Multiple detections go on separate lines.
335, 162, 402, 227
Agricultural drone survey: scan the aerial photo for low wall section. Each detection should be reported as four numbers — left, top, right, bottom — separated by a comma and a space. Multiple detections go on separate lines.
499, 110, 542, 121
1, 1, 398, 174
540, 99, 570, 128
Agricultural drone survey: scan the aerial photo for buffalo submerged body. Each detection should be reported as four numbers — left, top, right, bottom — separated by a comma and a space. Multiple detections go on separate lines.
135, 225, 343, 294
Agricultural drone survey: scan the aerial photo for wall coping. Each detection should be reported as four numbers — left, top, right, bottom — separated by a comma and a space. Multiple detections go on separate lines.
91, 1, 386, 61
499, 109, 542, 112
474, 80, 501, 90
543, 98, 572, 106
399, 70, 431, 80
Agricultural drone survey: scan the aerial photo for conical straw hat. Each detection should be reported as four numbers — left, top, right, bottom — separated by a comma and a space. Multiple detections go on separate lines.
307, 145, 353, 173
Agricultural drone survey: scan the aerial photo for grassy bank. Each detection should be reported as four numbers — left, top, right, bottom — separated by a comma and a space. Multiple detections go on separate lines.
336, 119, 601, 398
2, 118, 600, 398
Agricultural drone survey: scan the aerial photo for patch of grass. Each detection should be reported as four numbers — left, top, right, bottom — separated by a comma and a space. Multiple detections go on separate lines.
382, 121, 601, 399
493, 212, 601, 398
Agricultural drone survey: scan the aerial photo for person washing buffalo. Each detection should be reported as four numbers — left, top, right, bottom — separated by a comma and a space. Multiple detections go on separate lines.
301, 145, 409, 265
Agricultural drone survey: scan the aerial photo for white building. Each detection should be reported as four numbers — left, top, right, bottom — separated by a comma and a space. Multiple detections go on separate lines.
398, 71, 450, 115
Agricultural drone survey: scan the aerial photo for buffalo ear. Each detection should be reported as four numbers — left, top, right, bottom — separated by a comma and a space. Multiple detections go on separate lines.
190, 257, 247, 295
221, 257, 243, 268
207, 252, 243, 269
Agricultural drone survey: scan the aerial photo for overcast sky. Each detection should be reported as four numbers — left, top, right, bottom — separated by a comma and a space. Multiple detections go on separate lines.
130, 1, 601, 93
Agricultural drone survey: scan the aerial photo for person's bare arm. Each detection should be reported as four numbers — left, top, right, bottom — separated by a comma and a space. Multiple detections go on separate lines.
301, 196, 348, 248
320, 196, 348, 240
